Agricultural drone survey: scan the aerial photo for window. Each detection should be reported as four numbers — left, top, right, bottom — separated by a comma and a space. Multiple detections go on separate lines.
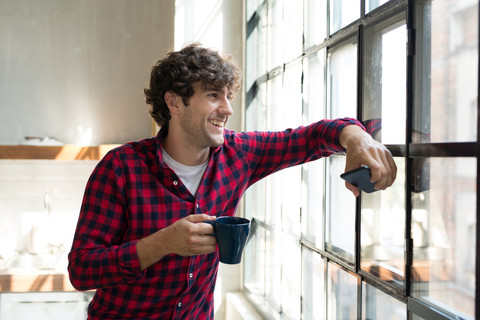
244, 0, 478, 319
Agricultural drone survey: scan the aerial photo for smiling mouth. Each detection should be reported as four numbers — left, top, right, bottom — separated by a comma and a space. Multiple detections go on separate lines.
208, 120, 225, 128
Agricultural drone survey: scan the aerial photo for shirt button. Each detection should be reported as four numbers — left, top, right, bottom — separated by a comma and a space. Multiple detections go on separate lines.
173, 180, 178, 186
196, 204, 199, 208
189, 273, 194, 278
177, 302, 182, 308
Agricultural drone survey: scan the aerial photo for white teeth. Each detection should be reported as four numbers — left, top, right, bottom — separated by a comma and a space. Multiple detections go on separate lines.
209, 120, 224, 127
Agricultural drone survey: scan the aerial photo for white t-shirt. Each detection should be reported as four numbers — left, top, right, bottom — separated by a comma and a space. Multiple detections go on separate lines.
162, 150, 208, 196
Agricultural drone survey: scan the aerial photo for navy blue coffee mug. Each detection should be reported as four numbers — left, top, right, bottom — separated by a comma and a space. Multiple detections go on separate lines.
204, 216, 250, 264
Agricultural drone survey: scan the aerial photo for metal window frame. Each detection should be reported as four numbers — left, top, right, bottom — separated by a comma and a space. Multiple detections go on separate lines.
243, 0, 479, 319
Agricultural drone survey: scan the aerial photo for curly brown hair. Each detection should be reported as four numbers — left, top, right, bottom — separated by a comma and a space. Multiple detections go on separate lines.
144, 43, 241, 127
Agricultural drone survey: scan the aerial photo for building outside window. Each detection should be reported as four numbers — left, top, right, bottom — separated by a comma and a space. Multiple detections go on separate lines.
243, 0, 478, 319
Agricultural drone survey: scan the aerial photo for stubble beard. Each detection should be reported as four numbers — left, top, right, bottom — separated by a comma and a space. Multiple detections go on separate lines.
183, 121, 225, 149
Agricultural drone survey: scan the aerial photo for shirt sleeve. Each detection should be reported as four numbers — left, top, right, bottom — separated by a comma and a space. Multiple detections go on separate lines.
235, 118, 364, 185
68, 150, 145, 291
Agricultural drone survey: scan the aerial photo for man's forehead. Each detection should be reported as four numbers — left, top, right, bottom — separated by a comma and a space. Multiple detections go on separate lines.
195, 81, 228, 92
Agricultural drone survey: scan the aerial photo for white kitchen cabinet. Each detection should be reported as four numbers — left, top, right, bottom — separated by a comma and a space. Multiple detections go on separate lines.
0, 292, 92, 320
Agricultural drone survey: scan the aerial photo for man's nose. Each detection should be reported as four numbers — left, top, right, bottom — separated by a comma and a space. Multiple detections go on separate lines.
219, 96, 234, 116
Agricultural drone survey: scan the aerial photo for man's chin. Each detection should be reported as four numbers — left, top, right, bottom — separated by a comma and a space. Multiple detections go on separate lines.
211, 139, 224, 147
209, 135, 224, 147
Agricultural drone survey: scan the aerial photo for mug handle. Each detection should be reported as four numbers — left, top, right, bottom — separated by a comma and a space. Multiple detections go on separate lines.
203, 220, 216, 236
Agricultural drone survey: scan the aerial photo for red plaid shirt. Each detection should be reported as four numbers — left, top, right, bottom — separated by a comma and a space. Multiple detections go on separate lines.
68, 118, 361, 319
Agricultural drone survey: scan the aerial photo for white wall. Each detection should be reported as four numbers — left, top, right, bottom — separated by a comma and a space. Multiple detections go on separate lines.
0, 0, 175, 146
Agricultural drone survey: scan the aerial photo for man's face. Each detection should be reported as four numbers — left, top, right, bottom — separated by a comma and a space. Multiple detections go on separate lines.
177, 82, 234, 149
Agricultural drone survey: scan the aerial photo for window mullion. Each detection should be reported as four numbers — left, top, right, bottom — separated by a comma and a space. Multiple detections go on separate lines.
404, 0, 416, 301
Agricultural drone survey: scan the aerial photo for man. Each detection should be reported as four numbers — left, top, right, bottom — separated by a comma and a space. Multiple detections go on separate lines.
68, 43, 396, 319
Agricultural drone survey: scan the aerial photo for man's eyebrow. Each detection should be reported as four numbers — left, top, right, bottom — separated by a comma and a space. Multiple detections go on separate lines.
203, 86, 222, 92
202, 85, 233, 98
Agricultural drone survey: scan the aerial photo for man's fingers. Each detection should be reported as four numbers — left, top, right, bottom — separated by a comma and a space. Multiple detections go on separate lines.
186, 213, 216, 222
386, 151, 397, 183
345, 182, 360, 197
371, 148, 397, 190
176, 226, 217, 256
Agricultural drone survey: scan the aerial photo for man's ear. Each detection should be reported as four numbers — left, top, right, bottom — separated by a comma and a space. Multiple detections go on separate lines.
164, 91, 182, 116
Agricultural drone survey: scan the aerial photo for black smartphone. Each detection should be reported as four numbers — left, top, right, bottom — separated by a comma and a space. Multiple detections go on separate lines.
340, 166, 378, 193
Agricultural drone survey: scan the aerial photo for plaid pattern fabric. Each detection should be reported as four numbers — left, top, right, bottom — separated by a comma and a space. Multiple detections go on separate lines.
68, 118, 361, 319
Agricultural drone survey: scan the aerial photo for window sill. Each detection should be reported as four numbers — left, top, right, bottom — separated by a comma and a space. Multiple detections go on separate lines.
225, 292, 263, 320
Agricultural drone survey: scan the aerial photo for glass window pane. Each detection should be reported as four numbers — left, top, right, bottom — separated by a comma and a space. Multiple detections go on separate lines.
363, 20, 407, 144
283, 0, 303, 62
265, 173, 282, 226
412, 157, 476, 318
245, 178, 267, 222
281, 166, 302, 236
281, 234, 301, 319
326, 156, 355, 262
302, 51, 327, 246
302, 250, 326, 320
328, 39, 358, 118
246, 4, 267, 90
265, 228, 282, 312
414, 0, 478, 143
246, 0, 262, 19
304, 0, 327, 49
362, 283, 406, 319
361, 158, 405, 285
328, 263, 359, 319
265, 67, 304, 228
282, 63, 303, 129
245, 81, 267, 228
266, 74, 283, 131
301, 159, 325, 248
244, 223, 266, 296
330, 0, 360, 34
266, 165, 302, 235
303, 50, 326, 124
246, 82, 267, 132
267, 0, 284, 70
267, 64, 302, 243
366, 0, 391, 13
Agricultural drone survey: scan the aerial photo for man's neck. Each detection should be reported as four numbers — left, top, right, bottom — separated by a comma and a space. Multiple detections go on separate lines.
162, 130, 210, 166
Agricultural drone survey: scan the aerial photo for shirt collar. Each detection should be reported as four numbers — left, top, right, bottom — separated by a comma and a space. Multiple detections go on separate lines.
155, 126, 169, 167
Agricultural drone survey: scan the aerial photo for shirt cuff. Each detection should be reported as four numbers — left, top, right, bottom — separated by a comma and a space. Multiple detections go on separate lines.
340, 118, 366, 131
331, 118, 366, 153
117, 240, 146, 283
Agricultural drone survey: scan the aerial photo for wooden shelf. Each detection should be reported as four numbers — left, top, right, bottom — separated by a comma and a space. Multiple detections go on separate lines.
0, 145, 120, 160
0, 273, 75, 292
